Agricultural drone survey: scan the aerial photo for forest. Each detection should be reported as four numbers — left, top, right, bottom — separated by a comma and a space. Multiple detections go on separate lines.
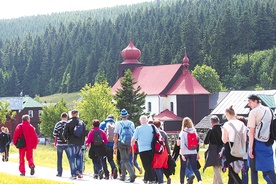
0, 0, 275, 97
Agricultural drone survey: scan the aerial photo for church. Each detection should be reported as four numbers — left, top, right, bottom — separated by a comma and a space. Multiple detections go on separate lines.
111, 40, 210, 132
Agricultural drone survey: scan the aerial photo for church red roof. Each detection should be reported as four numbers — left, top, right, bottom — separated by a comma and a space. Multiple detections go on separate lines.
166, 70, 210, 95
154, 109, 183, 121
111, 64, 182, 95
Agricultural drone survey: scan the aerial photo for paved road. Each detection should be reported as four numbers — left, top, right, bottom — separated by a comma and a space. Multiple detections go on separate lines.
0, 156, 144, 184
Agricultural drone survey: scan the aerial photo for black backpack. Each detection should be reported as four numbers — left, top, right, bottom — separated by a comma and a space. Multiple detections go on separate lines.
269, 109, 276, 140
93, 130, 103, 146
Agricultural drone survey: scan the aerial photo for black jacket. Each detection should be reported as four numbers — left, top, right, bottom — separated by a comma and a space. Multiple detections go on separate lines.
63, 117, 86, 145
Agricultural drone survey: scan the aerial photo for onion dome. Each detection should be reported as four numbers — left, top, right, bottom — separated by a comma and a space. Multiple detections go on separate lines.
182, 47, 190, 67
121, 39, 141, 63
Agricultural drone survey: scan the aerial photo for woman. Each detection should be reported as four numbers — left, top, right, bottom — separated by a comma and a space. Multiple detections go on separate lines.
4, 127, 11, 162
152, 120, 169, 184
179, 117, 202, 184
222, 106, 247, 184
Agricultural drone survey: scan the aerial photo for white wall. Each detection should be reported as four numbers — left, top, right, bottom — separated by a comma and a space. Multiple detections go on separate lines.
145, 95, 177, 116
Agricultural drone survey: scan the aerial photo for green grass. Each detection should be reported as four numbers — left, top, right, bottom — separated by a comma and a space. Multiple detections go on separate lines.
8, 144, 269, 183
40, 92, 80, 105
0, 172, 70, 184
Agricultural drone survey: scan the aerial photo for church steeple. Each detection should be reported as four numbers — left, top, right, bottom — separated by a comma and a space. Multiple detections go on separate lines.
182, 47, 190, 70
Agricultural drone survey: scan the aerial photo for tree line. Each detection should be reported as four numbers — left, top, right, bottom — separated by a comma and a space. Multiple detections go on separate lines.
0, 0, 275, 97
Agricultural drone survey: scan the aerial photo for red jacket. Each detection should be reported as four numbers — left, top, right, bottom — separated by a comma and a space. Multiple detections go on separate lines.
13, 121, 38, 149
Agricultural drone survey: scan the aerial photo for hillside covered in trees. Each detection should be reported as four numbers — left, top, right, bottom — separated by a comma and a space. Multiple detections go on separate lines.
0, 0, 275, 97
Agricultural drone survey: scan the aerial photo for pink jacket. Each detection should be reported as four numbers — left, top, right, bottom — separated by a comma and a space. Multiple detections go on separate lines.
13, 121, 38, 149
86, 127, 108, 146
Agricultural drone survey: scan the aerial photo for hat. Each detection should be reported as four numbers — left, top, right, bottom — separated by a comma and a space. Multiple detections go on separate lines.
210, 115, 220, 123
248, 94, 260, 101
120, 109, 129, 117
71, 109, 78, 114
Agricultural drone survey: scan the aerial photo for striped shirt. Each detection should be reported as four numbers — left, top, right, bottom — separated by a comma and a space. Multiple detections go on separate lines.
53, 120, 67, 145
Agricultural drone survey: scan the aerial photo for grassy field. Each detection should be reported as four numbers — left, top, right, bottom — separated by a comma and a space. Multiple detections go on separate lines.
8, 144, 269, 183
40, 92, 80, 105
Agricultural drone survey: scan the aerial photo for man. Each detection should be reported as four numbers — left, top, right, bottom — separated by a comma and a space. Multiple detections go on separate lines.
63, 109, 86, 180
99, 114, 118, 179
203, 115, 224, 184
247, 94, 276, 183
13, 114, 38, 176
113, 109, 136, 182
131, 115, 156, 184
53, 112, 69, 177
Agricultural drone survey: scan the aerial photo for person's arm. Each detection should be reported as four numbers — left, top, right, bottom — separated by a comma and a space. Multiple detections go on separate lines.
204, 129, 211, 145
249, 127, 255, 159
101, 130, 108, 144
221, 126, 228, 144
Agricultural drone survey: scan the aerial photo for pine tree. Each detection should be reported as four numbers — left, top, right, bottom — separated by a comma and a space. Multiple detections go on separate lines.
114, 69, 147, 126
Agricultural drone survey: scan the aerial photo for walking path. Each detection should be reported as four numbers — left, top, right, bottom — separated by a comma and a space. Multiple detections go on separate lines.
0, 154, 143, 184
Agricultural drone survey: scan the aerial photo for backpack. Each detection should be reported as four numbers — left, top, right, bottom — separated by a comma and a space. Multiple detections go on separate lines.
228, 122, 246, 158
184, 130, 198, 150
93, 130, 104, 146
58, 121, 66, 142
105, 122, 115, 142
151, 125, 165, 154
269, 109, 276, 140
74, 120, 84, 137
119, 121, 133, 146
255, 108, 271, 142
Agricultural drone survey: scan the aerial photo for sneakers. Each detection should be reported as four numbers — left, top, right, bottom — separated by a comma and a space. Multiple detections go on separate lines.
187, 175, 195, 184
30, 166, 35, 175
119, 176, 125, 181
77, 173, 83, 178
113, 168, 118, 179
167, 177, 171, 184
69, 176, 77, 180
104, 176, 109, 180
20, 173, 25, 176
129, 175, 137, 183
99, 170, 104, 180
56, 174, 62, 177
198, 181, 203, 184
93, 174, 98, 179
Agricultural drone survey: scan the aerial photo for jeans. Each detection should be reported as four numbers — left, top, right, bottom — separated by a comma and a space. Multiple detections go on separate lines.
186, 159, 194, 179
242, 159, 249, 184
140, 150, 155, 182
180, 154, 202, 184
129, 153, 141, 170
67, 144, 84, 177
117, 142, 135, 178
92, 156, 103, 175
155, 168, 164, 184
102, 146, 116, 177
250, 157, 276, 184
56, 144, 69, 176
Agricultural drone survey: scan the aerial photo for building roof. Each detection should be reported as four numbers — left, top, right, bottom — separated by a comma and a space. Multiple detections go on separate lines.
154, 109, 183, 121
22, 96, 43, 108
209, 92, 229, 110
111, 64, 182, 95
0, 97, 23, 110
257, 94, 276, 108
166, 70, 210, 95
211, 90, 276, 115
194, 114, 213, 129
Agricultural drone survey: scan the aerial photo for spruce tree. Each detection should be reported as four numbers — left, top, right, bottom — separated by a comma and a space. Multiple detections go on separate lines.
115, 69, 147, 126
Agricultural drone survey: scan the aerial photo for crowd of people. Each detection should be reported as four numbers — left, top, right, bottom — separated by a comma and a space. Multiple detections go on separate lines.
8, 93, 276, 184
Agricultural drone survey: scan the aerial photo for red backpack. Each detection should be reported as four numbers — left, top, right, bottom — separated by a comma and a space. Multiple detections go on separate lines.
184, 130, 198, 150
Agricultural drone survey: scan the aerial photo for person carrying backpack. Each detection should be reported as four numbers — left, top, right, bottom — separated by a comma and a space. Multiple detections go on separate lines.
113, 109, 136, 183
222, 105, 247, 184
179, 117, 202, 184
53, 112, 69, 177
247, 94, 276, 184
99, 114, 118, 179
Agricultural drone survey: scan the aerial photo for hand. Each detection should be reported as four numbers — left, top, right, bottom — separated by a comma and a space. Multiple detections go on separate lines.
197, 153, 200, 160
249, 148, 254, 159
181, 155, 186, 161
113, 145, 117, 153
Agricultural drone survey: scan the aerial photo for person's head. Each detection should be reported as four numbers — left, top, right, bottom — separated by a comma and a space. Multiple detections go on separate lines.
210, 115, 220, 126
61, 112, 68, 120
92, 119, 100, 128
225, 105, 236, 120
120, 109, 129, 119
71, 109, 78, 118
1, 127, 5, 132
139, 115, 148, 124
247, 94, 260, 109
107, 114, 114, 119
237, 116, 247, 126
153, 120, 161, 129
181, 117, 194, 130
22, 114, 30, 122
4, 127, 9, 133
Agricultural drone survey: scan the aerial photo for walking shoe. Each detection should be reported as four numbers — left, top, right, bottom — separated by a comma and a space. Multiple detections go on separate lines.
30, 166, 35, 175
167, 177, 171, 184
104, 176, 109, 180
20, 173, 25, 176
69, 176, 77, 180
113, 168, 118, 179
187, 175, 195, 184
129, 175, 137, 183
56, 174, 62, 177
77, 173, 83, 178
99, 170, 104, 180
93, 174, 98, 179
119, 176, 125, 181
198, 181, 202, 184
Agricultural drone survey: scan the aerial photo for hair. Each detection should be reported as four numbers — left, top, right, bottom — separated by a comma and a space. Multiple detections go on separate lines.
1, 127, 5, 131
92, 119, 100, 127
107, 114, 114, 119
61, 112, 68, 119
181, 117, 194, 130
139, 115, 148, 123
237, 116, 247, 126
210, 115, 220, 124
225, 105, 235, 116
153, 120, 161, 129
22, 114, 30, 121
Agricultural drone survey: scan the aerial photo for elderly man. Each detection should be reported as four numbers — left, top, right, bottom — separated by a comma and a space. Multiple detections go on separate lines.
131, 115, 157, 184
